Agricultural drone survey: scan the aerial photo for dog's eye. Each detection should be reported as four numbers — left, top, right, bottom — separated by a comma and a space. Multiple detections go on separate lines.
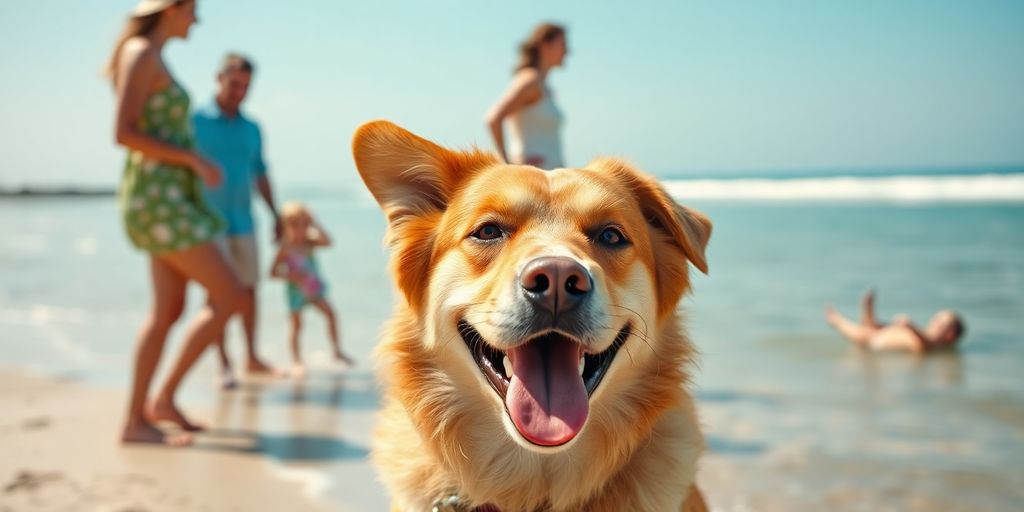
471, 223, 504, 241
597, 226, 627, 247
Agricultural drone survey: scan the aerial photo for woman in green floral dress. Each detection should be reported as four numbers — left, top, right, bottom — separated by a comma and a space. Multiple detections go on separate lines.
107, 0, 243, 446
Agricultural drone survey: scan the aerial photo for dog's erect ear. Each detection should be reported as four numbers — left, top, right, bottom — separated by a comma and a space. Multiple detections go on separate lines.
586, 158, 712, 315
351, 121, 498, 310
352, 120, 498, 226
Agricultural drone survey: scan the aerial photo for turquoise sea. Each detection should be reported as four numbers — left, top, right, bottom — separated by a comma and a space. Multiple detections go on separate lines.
2, 170, 1023, 510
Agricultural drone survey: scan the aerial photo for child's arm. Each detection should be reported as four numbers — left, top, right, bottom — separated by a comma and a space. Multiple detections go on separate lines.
270, 246, 289, 280
307, 219, 332, 247
271, 246, 311, 284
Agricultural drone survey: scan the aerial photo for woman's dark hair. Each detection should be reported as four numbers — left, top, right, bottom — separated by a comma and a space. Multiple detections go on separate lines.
220, 53, 255, 75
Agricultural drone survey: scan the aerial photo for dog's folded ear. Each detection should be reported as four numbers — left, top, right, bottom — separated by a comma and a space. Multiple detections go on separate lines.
587, 158, 712, 314
586, 158, 711, 273
352, 120, 498, 226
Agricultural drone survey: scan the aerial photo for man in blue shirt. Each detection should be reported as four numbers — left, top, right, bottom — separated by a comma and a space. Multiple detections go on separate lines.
193, 53, 280, 387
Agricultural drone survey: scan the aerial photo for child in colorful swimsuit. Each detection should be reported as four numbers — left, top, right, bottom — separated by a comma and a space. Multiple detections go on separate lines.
271, 202, 354, 376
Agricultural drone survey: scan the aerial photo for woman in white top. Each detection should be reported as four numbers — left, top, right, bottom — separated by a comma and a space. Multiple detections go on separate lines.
486, 23, 568, 169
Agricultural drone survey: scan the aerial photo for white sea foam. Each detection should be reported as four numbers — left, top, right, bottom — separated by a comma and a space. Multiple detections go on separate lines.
664, 174, 1024, 202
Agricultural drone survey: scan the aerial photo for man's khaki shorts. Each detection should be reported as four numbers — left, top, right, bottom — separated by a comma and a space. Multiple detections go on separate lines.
216, 235, 260, 288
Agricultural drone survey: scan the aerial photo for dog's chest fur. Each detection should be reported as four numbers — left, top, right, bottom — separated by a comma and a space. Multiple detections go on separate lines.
371, 317, 703, 512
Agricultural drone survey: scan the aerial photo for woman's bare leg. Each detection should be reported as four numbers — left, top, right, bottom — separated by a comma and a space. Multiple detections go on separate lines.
122, 257, 191, 446
148, 242, 243, 431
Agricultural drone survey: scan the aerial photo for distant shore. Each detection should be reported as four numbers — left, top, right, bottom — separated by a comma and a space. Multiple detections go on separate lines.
0, 186, 114, 198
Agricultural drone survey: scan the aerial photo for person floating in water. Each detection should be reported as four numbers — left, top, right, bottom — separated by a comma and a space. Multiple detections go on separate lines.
826, 289, 965, 353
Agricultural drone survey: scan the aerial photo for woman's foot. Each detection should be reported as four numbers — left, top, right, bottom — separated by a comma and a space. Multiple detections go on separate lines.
122, 420, 192, 446
289, 363, 307, 379
147, 398, 207, 432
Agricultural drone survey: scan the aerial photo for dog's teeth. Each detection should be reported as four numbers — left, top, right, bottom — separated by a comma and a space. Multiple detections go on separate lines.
503, 355, 512, 377
579, 356, 585, 375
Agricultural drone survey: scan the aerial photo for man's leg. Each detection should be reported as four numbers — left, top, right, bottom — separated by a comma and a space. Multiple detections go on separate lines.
234, 235, 274, 374
215, 318, 238, 389
212, 237, 238, 389
242, 287, 274, 373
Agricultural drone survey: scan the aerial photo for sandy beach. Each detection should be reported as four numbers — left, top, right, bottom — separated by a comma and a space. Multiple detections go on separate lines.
0, 366, 385, 512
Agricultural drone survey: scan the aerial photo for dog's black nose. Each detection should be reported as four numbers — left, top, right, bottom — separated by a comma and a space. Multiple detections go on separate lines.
519, 256, 593, 316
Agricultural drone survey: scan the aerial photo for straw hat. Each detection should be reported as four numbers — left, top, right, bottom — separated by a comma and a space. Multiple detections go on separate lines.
131, 0, 181, 17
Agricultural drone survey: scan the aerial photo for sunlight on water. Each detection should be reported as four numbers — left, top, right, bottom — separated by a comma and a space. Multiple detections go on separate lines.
666, 173, 1024, 202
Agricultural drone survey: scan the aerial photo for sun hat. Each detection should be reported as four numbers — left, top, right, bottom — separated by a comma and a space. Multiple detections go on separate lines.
131, 0, 182, 17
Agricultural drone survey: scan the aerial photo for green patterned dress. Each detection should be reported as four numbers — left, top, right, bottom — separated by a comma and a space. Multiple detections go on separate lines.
119, 81, 224, 253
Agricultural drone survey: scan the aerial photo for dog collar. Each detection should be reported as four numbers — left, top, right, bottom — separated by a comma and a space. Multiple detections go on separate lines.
431, 494, 465, 512
431, 493, 500, 512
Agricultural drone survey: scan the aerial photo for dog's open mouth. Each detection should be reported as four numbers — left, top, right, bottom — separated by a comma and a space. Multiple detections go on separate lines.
458, 320, 630, 447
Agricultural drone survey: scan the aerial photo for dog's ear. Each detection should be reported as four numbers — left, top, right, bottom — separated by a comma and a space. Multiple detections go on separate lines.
352, 121, 498, 309
586, 158, 712, 315
352, 120, 498, 225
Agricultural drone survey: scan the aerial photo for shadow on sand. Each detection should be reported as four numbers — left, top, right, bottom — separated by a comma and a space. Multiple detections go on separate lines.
196, 428, 369, 462
185, 371, 375, 462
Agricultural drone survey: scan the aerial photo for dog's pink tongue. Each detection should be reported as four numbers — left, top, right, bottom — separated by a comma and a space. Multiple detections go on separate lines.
505, 340, 588, 446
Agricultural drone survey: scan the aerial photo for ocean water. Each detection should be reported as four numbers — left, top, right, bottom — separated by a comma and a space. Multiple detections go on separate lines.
1, 172, 1023, 510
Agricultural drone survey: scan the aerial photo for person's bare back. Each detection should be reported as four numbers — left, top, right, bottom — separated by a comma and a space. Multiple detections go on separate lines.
825, 290, 964, 353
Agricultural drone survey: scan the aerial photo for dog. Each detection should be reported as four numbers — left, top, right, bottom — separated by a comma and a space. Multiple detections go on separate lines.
352, 121, 711, 512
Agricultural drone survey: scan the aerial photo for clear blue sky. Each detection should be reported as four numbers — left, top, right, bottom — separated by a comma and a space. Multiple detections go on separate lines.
1, 0, 1022, 187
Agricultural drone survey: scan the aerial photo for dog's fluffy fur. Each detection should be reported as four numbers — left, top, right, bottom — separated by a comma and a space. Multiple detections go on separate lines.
353, 121, 712, 512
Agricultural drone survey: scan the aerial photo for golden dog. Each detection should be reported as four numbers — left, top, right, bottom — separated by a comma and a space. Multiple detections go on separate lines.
353, 121, 711, 512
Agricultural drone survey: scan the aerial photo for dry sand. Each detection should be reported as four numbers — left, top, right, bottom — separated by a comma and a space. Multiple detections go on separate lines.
0, 367, 384, 512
